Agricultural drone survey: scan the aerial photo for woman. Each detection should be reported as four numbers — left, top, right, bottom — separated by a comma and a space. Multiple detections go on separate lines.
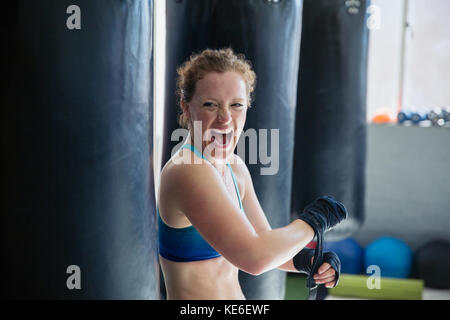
158, 48, 344, 300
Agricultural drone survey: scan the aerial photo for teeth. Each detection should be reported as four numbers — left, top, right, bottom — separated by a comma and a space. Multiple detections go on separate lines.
211, 129, 232, 134
209, 128, 233, 146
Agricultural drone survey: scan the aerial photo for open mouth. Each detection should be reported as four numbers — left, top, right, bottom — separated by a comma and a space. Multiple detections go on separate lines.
210, 129, 233, 148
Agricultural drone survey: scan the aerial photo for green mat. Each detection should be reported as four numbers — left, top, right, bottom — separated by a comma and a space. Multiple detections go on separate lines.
285, 273, 424, 300
285, 273, 309, 300
329, 274, 424, 300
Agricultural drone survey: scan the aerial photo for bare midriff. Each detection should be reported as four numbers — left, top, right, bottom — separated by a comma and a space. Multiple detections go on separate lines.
160, 255, 246, 300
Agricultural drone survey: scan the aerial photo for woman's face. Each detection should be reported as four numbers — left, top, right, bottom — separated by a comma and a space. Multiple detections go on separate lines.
183, 71, 248, 162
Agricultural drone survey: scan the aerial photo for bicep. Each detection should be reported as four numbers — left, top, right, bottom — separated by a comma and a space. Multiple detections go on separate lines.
170, 163, 259, 268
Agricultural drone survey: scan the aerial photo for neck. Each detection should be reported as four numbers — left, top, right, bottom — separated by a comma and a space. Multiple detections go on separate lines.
186, 132, 229, 175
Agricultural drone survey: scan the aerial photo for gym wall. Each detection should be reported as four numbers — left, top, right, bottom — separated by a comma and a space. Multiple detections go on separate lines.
354, 124, 450, 251
361, 0, 450, 250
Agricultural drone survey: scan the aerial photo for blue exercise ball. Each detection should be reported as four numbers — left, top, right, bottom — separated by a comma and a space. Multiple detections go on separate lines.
324, 238, 364, 274
364, 236, 413, 278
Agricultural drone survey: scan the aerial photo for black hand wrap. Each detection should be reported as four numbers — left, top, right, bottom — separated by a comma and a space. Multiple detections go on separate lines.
297, 195, 348, 236
292, 247, 315, 275
293, 248, 342, 288
296, 195, 348, 299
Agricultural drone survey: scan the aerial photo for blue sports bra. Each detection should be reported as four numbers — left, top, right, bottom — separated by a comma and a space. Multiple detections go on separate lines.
158, 144, 244, 262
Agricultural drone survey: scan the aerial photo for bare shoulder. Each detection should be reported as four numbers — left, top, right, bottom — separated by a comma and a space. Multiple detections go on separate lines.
159, 154, 217, 204
159, 153, 221, 227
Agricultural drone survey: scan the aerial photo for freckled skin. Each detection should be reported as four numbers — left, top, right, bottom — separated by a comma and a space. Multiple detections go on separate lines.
182, 71, 248, 172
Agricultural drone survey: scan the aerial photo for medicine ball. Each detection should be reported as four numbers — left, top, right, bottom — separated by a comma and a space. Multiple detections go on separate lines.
364, 236, 413, 279
413, 239, 450, 289
324, 238, 364, 275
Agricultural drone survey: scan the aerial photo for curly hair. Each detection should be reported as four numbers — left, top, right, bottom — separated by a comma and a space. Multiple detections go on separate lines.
176, 48, 257, 129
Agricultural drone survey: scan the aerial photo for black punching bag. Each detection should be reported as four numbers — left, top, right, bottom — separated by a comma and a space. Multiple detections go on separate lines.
1, 0, 158, 299
291, 0, 369, 241
164, 0, 303, 300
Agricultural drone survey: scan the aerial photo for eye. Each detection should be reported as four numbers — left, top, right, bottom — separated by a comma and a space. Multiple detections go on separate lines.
203, 102, 216, 108
232, 103, 244, 108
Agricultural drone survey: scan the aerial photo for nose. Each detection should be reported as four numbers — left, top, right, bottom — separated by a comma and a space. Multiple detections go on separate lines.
217, 106, 232, 124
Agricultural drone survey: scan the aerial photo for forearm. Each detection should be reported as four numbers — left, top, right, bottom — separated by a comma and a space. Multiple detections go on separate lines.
249, 219, 314, 275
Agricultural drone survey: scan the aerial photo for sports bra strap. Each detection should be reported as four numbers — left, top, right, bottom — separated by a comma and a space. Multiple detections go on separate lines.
181, 144, 205, 160
228, 163, 243, 210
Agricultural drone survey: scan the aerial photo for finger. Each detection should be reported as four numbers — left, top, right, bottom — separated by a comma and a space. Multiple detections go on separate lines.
325, 281, 336, 288
317, 263, 331, 274
314, 275, 336, 285
314, 268, 335, 280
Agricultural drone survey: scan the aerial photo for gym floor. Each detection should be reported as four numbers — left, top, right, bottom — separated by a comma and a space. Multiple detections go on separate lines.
284, 273, 450, 300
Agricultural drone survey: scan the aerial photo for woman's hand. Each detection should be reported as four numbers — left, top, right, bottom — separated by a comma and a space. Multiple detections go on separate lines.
313, 262, 337, 288
292, 248, 341, 288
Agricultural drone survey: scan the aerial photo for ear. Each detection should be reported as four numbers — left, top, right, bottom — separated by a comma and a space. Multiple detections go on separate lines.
180, 98, 189, 114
